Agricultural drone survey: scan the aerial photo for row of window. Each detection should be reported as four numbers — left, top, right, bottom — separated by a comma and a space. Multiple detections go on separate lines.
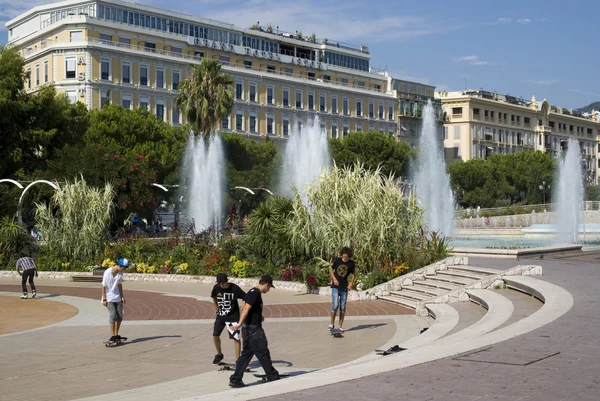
234, 81, 394, 119
25, 61, 49, 89
97, 58, 181, 89
97, 91, 181, 123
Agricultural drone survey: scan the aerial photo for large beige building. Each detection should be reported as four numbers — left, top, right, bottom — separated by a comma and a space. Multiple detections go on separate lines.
438, 89, 600, 184
6, 0, 442, 142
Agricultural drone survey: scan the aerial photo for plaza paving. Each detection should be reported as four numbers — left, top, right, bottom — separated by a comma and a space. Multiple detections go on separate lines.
1, 251, 597, 401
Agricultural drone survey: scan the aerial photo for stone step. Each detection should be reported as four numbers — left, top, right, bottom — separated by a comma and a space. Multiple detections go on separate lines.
438, 269, 488, 281
424, 274, 473, 286
447, 265, 501, 276
378, 295, 417, 310
389, 289, 432, 302
72, 275, 103, 283
402, 284, 445, 297
413, 280, 460, 292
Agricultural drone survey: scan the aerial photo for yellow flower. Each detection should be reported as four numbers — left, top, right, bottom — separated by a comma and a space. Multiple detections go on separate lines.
101, 258, 114, 268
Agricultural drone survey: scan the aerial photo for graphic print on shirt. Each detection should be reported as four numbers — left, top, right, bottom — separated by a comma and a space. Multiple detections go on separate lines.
336, 264, 349, 278
217, 292, 236, 317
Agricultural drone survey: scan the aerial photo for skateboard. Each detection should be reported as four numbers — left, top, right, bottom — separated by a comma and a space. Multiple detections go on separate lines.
104, 337, 127, 347
375, 345, 406, 355
254, 373, 290, 383
330, 330, 344, 338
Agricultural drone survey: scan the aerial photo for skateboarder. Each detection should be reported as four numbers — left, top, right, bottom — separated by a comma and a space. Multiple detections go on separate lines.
228, 275, 279, 388
101, 258, 129, 343
329, 247, 356, 332
210, 272, 246, 364
16, 252, 38, 299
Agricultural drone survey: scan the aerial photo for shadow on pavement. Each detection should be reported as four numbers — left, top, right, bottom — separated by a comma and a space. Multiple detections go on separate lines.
345, 323, 387, 332
37, 294, 61, 298
129, 335, 183, 344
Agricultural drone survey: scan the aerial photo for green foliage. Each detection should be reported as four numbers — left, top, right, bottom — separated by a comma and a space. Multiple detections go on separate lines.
0, 217, 33, 262
175, 59, 234, 136
329, 131, 413, 178
586, 185, 600, 201
449, 151, 555, 208
35, 178, 114, 261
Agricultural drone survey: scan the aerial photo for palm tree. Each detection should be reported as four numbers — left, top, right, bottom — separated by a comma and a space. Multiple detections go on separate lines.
175, 59, 234, 137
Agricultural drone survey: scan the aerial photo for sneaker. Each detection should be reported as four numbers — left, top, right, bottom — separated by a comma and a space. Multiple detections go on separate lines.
21, 294, 27, 299
32, 292, 36, 299
212, 353, 224, 365
328, 324, 334, 331
338, 327, 344, 333
109, 336, 117, 342
228, 379, 246, 388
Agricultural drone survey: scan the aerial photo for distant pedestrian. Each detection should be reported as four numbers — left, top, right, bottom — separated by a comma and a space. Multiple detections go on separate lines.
329, 247, 356, 332
101, 258, 130, 342
16, 253, 38, 299
228, 275, 280, 388
211, 273, 247, 364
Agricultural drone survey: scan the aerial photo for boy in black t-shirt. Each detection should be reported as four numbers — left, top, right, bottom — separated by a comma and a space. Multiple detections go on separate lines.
211, 273, 247, 365
329, 247, 356, 332
228, 275, 280, 388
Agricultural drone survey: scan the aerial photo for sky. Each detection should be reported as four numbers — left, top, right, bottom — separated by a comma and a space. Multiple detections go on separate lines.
1, 0, 598, 108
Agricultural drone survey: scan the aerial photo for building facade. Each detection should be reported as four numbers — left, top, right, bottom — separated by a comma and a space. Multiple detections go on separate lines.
6, 0, 441, 142
438, 90, 600, 184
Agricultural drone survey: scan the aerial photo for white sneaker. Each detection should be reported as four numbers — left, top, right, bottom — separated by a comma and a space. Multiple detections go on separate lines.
338, 327, 344, 333
32, 292, 36, 299
328, 324, 334, 331
21, 294, 28, 299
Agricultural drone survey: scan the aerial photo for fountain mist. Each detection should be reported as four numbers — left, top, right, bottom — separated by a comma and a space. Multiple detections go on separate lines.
413, 100, 454, 235
183, 133, 225, 231
279, 117, 330, 203
553, 138, 584, 244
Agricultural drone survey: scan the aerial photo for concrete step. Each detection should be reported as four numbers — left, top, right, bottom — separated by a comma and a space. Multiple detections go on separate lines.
402, 284, 445, 297
72, 275, 103, 283
378, 295, 417, 310
447, 265, 501, 276
438, 269, 488, 281
413, 280, 460, 292
389, 289, 432, 302
424, 274, 473, 286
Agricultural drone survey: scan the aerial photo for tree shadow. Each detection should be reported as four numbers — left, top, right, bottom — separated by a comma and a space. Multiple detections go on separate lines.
37, 294, 60, 298
345, 323, 388, 332
128, 335, 182, 344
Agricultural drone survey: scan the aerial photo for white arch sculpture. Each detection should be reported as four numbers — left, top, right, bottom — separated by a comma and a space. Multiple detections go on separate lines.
17, 180, 59, 223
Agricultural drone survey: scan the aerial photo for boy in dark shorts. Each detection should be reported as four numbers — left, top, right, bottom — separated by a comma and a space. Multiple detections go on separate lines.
211, 273, 246, 364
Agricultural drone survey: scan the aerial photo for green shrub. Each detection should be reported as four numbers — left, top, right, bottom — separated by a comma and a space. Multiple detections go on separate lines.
0, 217, 33, 260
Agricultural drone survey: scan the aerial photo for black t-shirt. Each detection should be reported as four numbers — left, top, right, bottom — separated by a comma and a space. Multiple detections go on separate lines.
211, 283, 246, 321
244, 287, 263, 327
331, 257, 356, 290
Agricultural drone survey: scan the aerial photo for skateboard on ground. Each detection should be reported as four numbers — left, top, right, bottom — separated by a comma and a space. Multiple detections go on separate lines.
104, 337, 127, 347
330, 329, 344, 338
374, 345, 406, 355
254, 373, 290, 383
217, 363, 253, 372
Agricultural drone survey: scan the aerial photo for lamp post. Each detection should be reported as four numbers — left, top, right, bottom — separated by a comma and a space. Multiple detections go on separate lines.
539, 180, 551, 205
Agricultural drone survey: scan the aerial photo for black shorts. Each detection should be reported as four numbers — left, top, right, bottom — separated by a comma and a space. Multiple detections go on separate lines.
213, 319, 239, 338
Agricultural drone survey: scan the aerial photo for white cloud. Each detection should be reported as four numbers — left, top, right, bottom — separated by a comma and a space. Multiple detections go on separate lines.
517, 18, 532, 24
526, 79, 559, 85
497, 17, 512, 23
452, 55, 489, 66
570, 89, 600, 98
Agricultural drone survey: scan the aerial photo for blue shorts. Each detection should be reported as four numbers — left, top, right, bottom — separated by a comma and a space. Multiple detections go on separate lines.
331, 287, 348, 313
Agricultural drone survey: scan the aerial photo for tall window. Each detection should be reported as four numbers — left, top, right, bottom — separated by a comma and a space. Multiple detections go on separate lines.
332, 96, 338, 114
35, 64, 39, 86
172, 71, 180, 90
172, 106, 181, 124
283, 89, 289, 107
342, 98, 349, 115
267, 87, 274, 104
65, 57, 76, 79
122, 62, 130, 84
388, 104, 393, 120
369, 102, 374, 118
101, 58, 110, 80
267, 116, 273, 134
250, 84, 256, 102
236, 82, 243, 100
26, 68, 31, 89
283, 118, 289, 136
156, 101, 165, 121
308, 93, 314, 111
44, 61, 48, 83
236, 113, 243, 131
140, 65, 148, 86
343, 125, 349, 137
249, 115, 256, 132
221, 116, 229, 130
356, 100, 362, 117
100, 90, 108, 107
379, 103, 384, 119
319, 95, 326, 112
139, 97, 149, 110
332, 123, 338, 138
122, 95, 131, 109
156, 69, 164, 88
295, 90, 302, 109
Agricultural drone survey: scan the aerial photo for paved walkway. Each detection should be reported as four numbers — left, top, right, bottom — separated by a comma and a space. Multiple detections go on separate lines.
0, 277, 424, 401
259, 253, 600, 401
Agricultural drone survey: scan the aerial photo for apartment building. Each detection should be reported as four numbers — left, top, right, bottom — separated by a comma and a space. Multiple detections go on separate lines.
6, 0, 441, 142
438, 89, 600, 184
